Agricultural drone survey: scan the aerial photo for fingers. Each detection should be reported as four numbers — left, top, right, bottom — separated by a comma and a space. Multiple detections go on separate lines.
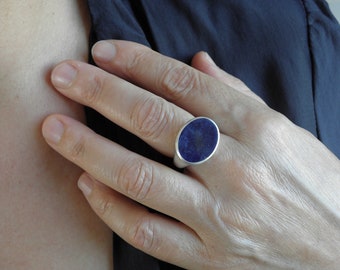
91, 40, 267, 136
78, 173, 203, 269
51, 60, 192, 157
41, 115, 208, 225
191, 52, 266, 104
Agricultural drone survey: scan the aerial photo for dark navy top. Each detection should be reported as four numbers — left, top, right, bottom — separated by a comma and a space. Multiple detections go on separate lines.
86, 1, 340, 269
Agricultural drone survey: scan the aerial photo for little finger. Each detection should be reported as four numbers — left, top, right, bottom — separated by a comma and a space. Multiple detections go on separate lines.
78, 173, 205, 270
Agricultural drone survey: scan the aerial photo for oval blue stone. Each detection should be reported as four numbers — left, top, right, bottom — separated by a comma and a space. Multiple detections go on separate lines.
178, 118, 219, 163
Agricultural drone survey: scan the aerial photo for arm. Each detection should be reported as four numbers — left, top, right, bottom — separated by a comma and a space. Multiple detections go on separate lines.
0, 1, 112, 269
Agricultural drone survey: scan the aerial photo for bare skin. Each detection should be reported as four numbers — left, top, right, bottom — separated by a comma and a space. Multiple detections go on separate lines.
0, 1, 112, 269
42, 40, 340, 269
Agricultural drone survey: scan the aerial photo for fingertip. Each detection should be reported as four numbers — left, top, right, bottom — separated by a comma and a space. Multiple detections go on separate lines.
42, 116, 65, 144
191, 51, 204, 67
78, 173, 94, 197
92, 40, 117, 63
51, 62, 78, 89
202, 52, 217, 67
191, 51, 217, 74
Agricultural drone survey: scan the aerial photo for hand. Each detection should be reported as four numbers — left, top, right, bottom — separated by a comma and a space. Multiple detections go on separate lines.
42, 40, 340, 269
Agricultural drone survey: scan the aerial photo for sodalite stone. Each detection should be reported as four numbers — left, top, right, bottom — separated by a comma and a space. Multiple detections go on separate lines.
178, 117, 219, 164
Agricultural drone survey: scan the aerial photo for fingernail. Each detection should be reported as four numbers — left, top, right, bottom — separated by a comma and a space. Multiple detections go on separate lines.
204, 52, 217, 67
52, 63, 78, 89
42, 117, 64, 144
78, 174, 94, 196
92, 41, 116, 63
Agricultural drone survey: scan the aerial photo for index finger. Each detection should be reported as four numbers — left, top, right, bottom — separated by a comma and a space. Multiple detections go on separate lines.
91, 40, 267, 136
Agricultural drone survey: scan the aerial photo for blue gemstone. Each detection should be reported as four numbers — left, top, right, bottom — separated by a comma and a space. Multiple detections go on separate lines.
178, 118, 219, 163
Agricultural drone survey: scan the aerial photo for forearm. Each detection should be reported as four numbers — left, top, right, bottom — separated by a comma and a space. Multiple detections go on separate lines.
0, 1, 112, 269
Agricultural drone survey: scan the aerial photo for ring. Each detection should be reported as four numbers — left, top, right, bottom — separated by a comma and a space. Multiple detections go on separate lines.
174, 117, 220, 168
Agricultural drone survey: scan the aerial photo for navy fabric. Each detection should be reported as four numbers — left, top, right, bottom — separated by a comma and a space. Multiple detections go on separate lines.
86, 0, 340, 269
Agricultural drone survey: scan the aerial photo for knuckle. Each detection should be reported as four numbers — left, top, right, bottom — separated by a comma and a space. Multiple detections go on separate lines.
199, 196, 222, 225
245, 109, 291, 146
125, 50, 152, 77
117, 159, 154, 201
160, 65, 199, 101
80, 74, 104, 105
132, 96, 173, 141
68, 136, 87, 161
93, 196, 115, 217
130, 217, 158, 252
257, 111, 289, 137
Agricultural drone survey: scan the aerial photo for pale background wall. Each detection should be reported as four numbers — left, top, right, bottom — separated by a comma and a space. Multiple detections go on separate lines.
328, 0, 340, 21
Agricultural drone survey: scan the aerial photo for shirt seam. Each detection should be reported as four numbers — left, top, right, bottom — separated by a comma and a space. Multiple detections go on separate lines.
299, 0, 320, 138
